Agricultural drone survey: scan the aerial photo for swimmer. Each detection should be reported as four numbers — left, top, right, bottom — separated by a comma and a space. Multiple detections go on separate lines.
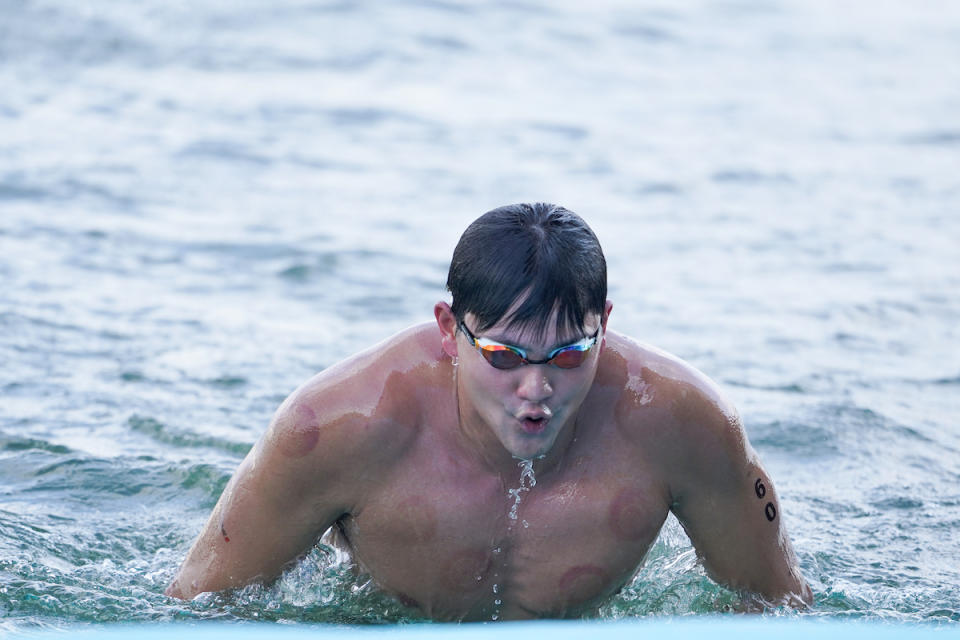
166, 203, 812, 618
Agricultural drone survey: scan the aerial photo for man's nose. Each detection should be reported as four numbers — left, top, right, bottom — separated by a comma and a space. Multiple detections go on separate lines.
515, 365, 553, 402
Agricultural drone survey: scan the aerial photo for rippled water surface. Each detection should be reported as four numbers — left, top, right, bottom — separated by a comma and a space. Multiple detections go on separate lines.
2, 0, 959, 631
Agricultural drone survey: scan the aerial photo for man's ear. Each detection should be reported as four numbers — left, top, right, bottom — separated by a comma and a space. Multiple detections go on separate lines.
434, 301, 459, 359
601, 299, 613, 349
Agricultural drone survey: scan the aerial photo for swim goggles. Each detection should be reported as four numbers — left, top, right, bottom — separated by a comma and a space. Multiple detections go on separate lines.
458, 321, 600, 370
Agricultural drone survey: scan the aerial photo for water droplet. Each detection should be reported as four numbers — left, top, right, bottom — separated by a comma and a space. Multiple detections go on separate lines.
522, 519, 529, 528
494, 599, 502, 606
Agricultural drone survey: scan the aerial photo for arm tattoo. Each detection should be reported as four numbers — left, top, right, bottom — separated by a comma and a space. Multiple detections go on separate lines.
754, 477, 777, 522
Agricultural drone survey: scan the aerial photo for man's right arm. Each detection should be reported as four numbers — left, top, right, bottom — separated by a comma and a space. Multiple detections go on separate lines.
165, 392, 365, 600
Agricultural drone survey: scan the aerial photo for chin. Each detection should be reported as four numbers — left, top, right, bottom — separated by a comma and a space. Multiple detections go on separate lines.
505, 436, 556, 461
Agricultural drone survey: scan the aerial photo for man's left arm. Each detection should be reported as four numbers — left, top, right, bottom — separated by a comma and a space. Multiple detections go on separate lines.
667, 385, 813, 608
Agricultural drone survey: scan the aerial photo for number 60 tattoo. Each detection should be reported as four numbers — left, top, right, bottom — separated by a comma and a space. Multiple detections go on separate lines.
754, 478, 777, 522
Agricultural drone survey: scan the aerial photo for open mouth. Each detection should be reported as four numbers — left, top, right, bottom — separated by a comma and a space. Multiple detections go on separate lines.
520, 416, 548, 435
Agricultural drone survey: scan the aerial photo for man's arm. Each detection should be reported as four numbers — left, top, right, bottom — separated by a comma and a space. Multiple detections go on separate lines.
666, 379, 812, 607
165, 392, 365, 600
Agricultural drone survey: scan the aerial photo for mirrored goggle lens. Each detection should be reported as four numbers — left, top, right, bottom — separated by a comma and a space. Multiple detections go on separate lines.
548, 347, 589, 369
480, 346, 525, 369
479, 344, 590, 369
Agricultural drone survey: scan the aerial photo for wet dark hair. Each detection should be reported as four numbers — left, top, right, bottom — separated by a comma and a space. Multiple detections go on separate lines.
446, 203, 607, 339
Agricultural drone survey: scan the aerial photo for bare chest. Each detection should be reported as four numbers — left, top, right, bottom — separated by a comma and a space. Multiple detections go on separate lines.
339, 451, 670, 620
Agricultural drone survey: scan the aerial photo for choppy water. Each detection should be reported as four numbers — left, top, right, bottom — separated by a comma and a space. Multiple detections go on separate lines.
2, 0, 959, 632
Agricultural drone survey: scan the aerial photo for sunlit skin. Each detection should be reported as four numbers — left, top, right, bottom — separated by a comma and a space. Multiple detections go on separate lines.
166, 299, 812, 619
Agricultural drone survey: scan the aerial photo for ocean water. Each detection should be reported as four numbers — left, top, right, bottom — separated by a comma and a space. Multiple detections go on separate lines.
1, 0, 959, 631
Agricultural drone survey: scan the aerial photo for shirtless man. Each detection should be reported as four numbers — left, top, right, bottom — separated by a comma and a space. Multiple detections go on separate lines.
166, 203, 812, 619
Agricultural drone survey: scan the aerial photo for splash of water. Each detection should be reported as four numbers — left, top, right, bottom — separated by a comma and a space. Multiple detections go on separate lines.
491, 459, 538, 620
507, 458, 536, 523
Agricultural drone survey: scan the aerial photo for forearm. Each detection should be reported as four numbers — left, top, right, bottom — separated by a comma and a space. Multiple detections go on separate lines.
165, 502, 270, 599
165, 463, 327, 600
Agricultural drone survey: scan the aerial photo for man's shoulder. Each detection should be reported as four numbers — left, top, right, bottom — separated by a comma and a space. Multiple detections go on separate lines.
265, 323, 449, 464
600, 331, 751, 496
293, 321, 445, 402
599, 331, 740, 435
